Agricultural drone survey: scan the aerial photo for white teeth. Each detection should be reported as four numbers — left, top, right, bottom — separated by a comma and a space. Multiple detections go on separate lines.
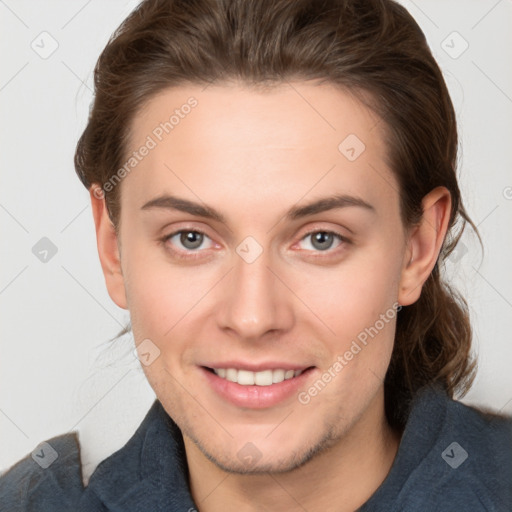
237, 370, 254, 386
226, 368, 237, 382
212, 368, 304, 386
272, 369, 285, 383
254, 370, 273, 386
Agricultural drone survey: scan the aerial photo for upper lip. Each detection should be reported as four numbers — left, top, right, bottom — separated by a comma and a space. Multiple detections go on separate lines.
201, 361, 313, 372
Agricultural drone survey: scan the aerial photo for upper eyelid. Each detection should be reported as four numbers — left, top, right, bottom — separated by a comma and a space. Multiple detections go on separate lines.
300, 228, 349, 240
163, 228, 212, 245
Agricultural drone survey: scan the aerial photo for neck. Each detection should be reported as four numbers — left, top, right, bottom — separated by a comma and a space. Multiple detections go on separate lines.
184, 387, 402, 512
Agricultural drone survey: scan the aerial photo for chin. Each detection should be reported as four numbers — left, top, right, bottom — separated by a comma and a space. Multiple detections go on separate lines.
187, 419, 341, 475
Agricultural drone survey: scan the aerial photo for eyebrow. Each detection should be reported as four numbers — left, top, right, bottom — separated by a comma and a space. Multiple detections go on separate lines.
141, 193, 375, 223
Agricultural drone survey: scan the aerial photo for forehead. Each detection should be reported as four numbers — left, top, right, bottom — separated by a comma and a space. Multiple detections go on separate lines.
122, 81, 398, 218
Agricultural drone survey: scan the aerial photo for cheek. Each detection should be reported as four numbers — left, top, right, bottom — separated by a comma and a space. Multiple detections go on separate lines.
122, 244, 220, 360
121, 242, 175, 342
298, 250, 402, 337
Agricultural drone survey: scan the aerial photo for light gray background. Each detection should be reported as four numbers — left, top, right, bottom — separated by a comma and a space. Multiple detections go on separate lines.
1, 0, 511, 484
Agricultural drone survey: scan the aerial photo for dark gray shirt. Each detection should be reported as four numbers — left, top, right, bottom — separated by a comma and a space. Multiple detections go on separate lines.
1, 384, 511, 511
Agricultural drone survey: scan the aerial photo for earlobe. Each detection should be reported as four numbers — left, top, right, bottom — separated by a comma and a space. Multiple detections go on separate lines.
398, 186, 452, 306
89, 184, 128, 310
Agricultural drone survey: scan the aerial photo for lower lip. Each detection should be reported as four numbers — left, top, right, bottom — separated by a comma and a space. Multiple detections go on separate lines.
200, 366, 315, 409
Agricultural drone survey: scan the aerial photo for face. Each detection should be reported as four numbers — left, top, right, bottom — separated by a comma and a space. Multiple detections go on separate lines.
109, 82, 410, 473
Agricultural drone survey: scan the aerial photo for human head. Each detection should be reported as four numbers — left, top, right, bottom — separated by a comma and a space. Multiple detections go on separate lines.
75, 0, 476, 453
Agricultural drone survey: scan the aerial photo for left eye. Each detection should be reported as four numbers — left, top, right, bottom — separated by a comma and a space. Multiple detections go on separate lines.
164, 230, 213, 252
298, 230, 346, 252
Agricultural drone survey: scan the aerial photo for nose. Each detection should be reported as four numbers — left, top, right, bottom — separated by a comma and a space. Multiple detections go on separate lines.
216, 242, 294, 341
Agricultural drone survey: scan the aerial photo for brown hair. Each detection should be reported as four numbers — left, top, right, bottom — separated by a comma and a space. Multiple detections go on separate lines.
75, 0, 478, 429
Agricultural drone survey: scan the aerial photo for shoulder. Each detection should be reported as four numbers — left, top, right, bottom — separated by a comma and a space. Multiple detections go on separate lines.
411, 385, 511, 510
0, 432, 84, 512
81, 398, 195, 511
444, 389, 512, 454
426, 387, 512, 510
362, 384, 512, 511
0, 400, 195, 512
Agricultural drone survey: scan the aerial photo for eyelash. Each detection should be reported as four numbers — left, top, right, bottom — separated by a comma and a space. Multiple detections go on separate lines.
160, 228, 351, 260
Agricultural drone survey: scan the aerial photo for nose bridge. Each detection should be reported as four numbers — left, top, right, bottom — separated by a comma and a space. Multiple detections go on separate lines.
219, 239, 290, 338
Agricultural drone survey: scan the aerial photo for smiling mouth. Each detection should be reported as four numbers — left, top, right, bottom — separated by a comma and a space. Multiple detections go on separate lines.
203, 367, 314, 386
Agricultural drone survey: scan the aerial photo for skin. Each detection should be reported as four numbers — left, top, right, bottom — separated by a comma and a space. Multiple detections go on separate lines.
90, 81, 451, 512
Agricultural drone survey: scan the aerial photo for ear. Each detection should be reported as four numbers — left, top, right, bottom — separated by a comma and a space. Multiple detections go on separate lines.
398, 186, 452, 306
89, 184, 128, 310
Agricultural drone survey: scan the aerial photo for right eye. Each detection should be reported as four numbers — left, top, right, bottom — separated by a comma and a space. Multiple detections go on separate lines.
161, 229, 215, 259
